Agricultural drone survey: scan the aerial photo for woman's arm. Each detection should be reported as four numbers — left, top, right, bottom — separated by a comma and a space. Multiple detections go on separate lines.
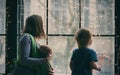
18, 35, 47, 69
47, 52, 53, 61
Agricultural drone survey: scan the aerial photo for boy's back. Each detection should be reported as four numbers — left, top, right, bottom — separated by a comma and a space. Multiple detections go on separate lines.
71, 47, 97, 75
70, 28, 101, 75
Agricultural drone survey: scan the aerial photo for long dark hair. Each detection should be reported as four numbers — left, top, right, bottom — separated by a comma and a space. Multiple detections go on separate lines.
23, 15, 46, 38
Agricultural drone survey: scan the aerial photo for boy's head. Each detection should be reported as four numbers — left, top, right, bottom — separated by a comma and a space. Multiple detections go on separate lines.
75, 28, 92, 47
38, 45, 52, 58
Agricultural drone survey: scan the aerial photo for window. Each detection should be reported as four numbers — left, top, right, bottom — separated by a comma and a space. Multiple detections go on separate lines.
0, 0, 6, 74
18, 0, 115, 75
81, 0, 114, 75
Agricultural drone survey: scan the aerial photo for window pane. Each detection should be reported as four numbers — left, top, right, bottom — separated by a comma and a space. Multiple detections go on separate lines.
0, 36, 5, 73
0, 0, 6, 34
81, 0, 114, 35
21, 0, 47, 33
48, 36, 76, 75
48, 0, 80, 34
48, 36, 114, 75
91, 37, 114, 75
21, 1, 115, 75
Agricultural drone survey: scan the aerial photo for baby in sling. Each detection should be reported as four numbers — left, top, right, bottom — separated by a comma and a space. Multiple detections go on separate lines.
30, 34, 53, 75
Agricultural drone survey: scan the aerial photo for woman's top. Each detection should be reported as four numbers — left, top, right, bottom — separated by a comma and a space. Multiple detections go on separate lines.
11, 33, 45, 75
17, 33, 44, 68
17, 33, 52, 75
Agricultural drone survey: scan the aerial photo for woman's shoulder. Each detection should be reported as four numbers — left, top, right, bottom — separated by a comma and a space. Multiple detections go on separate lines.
20, 33, 31, 42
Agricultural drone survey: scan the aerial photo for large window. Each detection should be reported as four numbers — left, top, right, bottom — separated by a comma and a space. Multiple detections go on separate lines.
18, 0, 115, 75
0, 0, 6, 74
82, 0, 114, 75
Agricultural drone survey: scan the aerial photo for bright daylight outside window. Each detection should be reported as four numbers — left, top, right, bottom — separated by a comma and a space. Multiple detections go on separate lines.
21, 0, 115, 75
0, 0, 6, 74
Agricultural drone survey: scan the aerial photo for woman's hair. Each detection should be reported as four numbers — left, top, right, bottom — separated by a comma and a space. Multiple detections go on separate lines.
75, 28, 92, 47
23, 15, 46, 38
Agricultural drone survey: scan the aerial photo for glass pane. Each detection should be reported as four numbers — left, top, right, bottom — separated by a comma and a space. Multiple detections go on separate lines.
81, 0, 114, 35
90, 37, 114, 75
48, 36, 114, 75
0, 36, 5, 73
36, 39, 46, 45
21, 0, 47, 33
0, 0, 6, 34
48, 36, 76, 75
48, 0, 79, 34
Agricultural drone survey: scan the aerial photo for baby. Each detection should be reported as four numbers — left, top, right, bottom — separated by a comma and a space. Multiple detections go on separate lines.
37, 45, 53, 75
38, 45, 52, 58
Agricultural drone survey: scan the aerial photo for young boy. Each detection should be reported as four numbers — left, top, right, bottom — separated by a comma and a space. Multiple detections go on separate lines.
70, 28, 101, 75
37, 45, 53, 75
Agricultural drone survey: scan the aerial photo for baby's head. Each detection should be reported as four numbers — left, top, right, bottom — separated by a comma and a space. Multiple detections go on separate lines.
38, 45, 52, 58
75, 28, 92, 47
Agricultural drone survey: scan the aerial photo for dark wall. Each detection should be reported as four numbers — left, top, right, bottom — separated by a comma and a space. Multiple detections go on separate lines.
115, 0, 120, 75
6, 0, 17, 74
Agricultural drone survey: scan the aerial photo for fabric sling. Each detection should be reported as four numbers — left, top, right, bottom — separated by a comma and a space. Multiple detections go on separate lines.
26, 33, 53, 75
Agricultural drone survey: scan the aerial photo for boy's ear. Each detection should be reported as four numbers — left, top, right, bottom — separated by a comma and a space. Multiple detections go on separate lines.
88, 39, 92, 45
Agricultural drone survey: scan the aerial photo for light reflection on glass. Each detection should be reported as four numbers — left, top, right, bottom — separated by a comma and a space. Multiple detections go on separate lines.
0, 36, 5, 73
81, 0, 114, 35
0, 0, 6, 74
0, 0, 6, 34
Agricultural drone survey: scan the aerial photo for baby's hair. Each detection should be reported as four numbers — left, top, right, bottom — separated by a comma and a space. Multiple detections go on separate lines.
38, 45, 52, 58
75, 28, 92, 47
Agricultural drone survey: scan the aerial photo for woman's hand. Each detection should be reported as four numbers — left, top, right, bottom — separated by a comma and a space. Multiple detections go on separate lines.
46, 53, 53, 61
49, 69, 54, 75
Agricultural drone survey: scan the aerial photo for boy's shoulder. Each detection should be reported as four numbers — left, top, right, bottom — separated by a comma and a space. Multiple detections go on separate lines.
86, 47, 95, 51
73, 47, 96, 54
73, 48, 79, 52
85, 48, 96, 53
85, 48, 97, 56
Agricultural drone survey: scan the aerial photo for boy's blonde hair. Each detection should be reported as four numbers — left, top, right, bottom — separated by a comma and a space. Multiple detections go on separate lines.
75, 28, 92, 47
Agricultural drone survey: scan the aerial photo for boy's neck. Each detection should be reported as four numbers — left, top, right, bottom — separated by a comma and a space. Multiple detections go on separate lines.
78, 45, 89, 48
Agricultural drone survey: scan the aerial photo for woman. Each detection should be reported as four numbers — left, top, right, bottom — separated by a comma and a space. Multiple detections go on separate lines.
12, 15, 54, 75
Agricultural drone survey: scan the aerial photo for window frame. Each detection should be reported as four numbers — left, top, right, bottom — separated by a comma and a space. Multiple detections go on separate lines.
15, 0, 119, 75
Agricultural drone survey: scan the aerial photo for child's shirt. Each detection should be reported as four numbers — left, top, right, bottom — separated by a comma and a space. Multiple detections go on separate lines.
71, 47, 98, 75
